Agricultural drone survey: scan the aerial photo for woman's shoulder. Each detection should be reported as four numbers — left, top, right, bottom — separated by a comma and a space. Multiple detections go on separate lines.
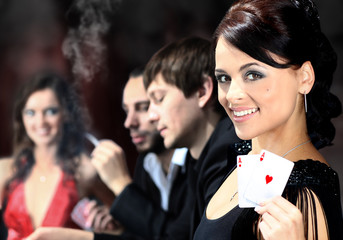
288, 159, 339, 192
0, 157, 15, 208
0, 157, 14, 165
0, 157, 14, 180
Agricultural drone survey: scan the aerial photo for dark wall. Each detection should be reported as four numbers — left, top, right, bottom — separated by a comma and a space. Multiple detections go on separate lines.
315, 0, 343, 208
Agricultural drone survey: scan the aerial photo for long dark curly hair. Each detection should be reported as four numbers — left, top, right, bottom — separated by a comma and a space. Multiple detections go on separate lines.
214, 0, 342, 150
8, 71, 87, 185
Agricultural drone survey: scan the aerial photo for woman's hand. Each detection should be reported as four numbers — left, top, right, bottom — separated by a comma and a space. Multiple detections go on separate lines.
255, 196, 305, 240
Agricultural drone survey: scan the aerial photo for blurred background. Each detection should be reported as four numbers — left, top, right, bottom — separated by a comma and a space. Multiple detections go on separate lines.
0, 0, 342, 205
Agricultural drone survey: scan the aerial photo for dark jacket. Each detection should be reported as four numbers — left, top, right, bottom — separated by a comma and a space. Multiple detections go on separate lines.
94, 116, 240, 240
94, 151, 190, 240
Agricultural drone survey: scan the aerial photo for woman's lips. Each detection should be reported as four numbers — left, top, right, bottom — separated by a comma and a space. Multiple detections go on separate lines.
231, 107, 259, 123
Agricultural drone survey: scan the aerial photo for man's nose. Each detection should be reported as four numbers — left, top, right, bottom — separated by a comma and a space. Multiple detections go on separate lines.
148, 103, 160, 123
124, 111, 139, 129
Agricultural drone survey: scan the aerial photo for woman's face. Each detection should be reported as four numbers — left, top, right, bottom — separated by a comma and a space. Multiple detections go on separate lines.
215, 37, 302, 140
22, 88, 63, 147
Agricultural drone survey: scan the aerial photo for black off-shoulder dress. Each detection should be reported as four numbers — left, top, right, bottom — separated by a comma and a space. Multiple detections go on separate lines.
194, 141, 343, 240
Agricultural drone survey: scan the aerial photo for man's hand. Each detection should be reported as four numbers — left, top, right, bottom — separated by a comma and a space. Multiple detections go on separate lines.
91, 140, 132, 196
84, 199, 122, 232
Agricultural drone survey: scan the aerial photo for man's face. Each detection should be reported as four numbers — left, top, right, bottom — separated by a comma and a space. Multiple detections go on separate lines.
122, 75, 163, 153
146, 73, 203, 150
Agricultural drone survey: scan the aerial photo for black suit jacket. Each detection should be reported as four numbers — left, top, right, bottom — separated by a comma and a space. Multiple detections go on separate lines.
94, 152, 190, 240
94, 116, 240, 240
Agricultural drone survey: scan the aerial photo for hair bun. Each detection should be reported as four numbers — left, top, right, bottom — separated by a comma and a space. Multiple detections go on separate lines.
291, 0, 320, 30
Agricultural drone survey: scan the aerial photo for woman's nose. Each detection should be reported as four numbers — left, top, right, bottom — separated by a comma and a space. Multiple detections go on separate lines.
226, 79, 245, 103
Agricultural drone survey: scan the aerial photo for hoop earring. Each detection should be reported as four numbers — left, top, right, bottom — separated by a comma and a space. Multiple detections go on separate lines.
304, 92, 308, 113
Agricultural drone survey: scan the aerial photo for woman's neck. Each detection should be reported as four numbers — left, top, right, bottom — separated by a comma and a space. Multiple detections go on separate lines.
250, 108, 312, 158
33, 145, 58, 167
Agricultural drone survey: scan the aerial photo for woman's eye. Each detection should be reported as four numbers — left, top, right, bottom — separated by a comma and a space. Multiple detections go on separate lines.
216, 74, 231, 83
245, 71, 263, 81
45, 107, 59, 116
23, 109, 34, 117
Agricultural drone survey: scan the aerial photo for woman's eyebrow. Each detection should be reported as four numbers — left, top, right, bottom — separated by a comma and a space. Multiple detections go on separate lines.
239, 63, 266, 72
214, 69, 227, 74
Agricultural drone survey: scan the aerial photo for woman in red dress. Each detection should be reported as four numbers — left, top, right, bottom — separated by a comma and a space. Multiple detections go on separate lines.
1, 71, 114, 239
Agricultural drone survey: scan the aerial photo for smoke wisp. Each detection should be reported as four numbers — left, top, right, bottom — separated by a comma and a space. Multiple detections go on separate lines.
63, 0, 122, 82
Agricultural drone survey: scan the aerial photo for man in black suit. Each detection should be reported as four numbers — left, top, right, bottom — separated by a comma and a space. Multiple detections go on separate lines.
90, 68, 190, 239
144, 36, 240, 238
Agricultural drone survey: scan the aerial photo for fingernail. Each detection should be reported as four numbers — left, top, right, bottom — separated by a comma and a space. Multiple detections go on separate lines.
85, 220, 92, 229
254, 206, 261, 213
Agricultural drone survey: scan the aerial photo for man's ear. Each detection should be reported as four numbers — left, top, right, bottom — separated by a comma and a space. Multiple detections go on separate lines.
298, 61, 315, 94
198, 75, 213, 108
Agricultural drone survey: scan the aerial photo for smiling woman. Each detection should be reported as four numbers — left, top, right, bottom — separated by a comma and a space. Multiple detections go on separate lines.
215, 41, 303, 141
22, 89, 63, 148
0, 71, 114, 240
193, 0, 343, 240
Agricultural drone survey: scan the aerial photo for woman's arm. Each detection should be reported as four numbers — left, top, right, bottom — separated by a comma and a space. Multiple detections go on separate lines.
0, 158, 13, 209
24, 227, 93, 240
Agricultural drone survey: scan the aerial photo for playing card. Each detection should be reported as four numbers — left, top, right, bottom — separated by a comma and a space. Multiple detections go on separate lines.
237, 154, 260, 208
243, 150, 294, 205
71, 198, 93, 230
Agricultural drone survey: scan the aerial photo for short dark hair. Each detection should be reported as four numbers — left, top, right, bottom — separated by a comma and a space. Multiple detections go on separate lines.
214, 0, 341, 149
129, 65, 145, 78
144, 36, 225, 115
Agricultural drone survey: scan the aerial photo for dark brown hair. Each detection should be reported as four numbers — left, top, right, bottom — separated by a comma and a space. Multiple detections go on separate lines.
214, 0, 341, 149
214, 1, 342, 239
10, 71, 87, 182
144, 36, 225, 115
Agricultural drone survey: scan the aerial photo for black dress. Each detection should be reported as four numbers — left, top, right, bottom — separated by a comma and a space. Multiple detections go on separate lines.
194, 142, 343, 240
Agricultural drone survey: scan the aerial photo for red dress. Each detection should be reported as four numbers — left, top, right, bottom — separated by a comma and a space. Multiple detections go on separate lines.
3, 172, 80, 240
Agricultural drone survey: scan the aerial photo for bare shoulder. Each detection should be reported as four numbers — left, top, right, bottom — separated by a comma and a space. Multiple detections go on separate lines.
292, 144, 327, 165
0, 157, 14, 163
0, 157, 14, 179
0, 157, 14, 208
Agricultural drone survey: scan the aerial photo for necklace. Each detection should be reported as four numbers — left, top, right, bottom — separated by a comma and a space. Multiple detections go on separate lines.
282, 139, 311, 157
39, 176, 47, 182
230, 190, 238, 201
229, 140, 311, 203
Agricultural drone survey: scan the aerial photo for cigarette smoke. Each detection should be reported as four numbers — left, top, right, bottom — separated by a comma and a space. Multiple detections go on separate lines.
63, 0, 122, 82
